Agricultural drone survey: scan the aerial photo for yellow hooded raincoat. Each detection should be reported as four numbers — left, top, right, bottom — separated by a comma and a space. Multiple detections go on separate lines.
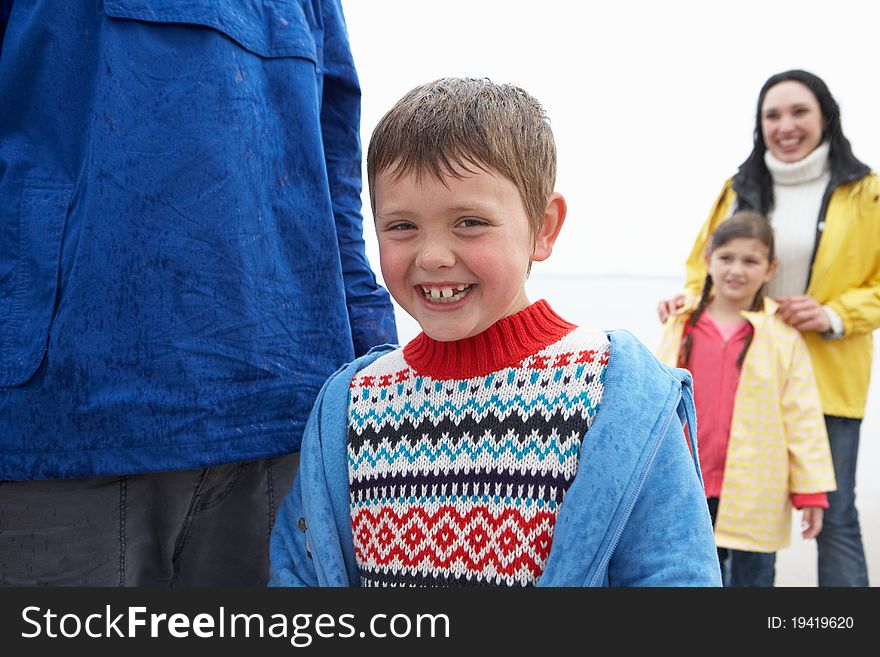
658, 299, 836, 552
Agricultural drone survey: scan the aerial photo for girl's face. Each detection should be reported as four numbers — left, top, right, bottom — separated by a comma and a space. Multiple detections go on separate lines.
706, 237, 777, 309
761, 81, 826, 163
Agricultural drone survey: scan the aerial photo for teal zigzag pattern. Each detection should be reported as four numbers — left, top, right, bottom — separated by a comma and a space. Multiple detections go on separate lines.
350, 389, 601, 430
349, 433, 583, 471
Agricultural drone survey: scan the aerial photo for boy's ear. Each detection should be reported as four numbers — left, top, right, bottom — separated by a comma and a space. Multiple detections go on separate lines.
531, 193, 567, 262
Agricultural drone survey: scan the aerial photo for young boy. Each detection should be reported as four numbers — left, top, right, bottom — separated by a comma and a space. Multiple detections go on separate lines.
270, 78, 721, 587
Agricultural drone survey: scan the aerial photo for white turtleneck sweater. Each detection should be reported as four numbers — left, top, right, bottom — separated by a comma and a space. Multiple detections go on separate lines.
763, 141, 831, 298
724, 141, 842, 337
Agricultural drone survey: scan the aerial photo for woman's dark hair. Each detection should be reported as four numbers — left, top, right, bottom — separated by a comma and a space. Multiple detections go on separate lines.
679, 212, 775, 370
732, 70, 869, 215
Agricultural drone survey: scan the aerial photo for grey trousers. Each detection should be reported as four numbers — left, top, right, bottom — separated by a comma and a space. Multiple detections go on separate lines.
0, 454, 298, 586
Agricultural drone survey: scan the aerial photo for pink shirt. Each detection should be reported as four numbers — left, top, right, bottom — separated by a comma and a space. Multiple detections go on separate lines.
686, 312, 750, 499
686, 311, 829, 509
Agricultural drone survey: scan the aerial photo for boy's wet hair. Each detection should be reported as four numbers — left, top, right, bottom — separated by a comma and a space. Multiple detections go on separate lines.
680, 211, 776, 369
367, 77, 557, 240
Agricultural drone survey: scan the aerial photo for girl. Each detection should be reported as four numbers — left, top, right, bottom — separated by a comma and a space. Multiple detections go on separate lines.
658, 211, 836, 587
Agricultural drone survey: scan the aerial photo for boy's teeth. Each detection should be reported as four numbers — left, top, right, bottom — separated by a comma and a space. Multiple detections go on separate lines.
421, 284, 471, 304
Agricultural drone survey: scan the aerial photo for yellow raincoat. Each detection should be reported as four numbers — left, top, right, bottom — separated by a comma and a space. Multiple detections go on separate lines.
683, 174, 880, 418
658, 299, 836, 552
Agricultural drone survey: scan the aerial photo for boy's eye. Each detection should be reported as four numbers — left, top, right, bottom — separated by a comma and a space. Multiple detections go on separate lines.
458, 217, 488, 228
386, 221, 416, 231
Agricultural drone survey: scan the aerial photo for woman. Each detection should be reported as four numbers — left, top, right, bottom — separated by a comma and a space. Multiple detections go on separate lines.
658, 70, 879, 586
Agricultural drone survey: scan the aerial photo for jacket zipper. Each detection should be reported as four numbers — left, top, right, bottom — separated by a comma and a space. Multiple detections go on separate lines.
298, 515, 330, 585
297, 516, 312, 559
588, 401, 675, 586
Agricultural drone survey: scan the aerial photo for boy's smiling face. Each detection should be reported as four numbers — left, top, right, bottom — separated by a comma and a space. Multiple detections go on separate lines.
375, 164, 563, 342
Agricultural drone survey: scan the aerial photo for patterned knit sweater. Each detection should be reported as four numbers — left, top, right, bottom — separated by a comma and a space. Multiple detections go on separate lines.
346, 301, 609, 587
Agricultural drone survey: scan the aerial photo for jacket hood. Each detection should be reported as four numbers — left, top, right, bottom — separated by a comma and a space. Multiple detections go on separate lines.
672, 295, 779, 323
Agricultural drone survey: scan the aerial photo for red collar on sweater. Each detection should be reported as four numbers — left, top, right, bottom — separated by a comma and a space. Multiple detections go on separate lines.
402, 299, 577, 379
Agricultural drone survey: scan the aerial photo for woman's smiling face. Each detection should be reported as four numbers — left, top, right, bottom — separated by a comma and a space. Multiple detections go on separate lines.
761, 80, 826, 164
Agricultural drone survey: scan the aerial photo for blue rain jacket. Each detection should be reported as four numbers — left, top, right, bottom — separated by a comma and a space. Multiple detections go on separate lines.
269, 331, 722, 587
0, 0, 397, 479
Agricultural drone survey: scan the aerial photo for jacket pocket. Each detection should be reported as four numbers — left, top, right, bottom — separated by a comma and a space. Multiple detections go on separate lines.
103, 0, 319, 62
0, 182, 72, 387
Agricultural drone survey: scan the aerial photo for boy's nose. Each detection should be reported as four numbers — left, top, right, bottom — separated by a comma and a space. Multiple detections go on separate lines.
416, 242, 456, 269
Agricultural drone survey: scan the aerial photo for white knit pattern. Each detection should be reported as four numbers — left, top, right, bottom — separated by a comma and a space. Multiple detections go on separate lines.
764, 141, 831, 297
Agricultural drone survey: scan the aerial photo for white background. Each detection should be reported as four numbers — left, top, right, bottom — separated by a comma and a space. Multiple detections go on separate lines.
343, 0, 880, 278
340, 0, 880, 586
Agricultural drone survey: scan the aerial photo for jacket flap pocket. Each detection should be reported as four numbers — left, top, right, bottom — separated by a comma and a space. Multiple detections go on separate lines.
0, 182, 72, 387
103, 0, 319, 61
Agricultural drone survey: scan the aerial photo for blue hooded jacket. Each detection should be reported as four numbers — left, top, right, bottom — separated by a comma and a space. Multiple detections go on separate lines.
270, 331, 722, 587
0, 0, 396, 479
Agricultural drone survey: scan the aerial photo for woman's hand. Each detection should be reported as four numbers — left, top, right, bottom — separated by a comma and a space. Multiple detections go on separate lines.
801, 506, 824, 539
774, 295, 832, 333
657, 294, 685, 323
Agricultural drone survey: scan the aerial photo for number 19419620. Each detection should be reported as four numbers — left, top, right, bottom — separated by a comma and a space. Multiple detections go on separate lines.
768, 616, 853, 629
